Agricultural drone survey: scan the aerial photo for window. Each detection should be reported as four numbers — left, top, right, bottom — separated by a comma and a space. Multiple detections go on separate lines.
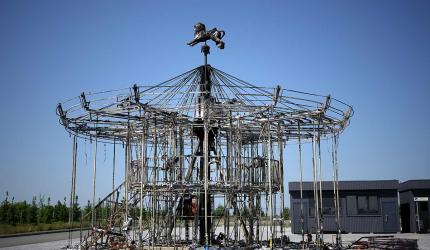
368, 196, 379, 213
347, 196, 356, 215
322, 197, 336, 216
357, 196, 367, 213
309, 200, 315, 217
420, 202, 428, 212
356, 195, 379, 215
308, 197, 341, 217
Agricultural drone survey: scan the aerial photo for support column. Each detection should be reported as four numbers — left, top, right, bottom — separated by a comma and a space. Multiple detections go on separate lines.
92, 135, 97, 228
277, 122, 285, 245
267, 122, 273, 248
68, 136, 77, 247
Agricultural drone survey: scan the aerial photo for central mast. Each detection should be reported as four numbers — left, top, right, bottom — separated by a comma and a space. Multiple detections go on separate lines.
199, 42, 212, 246
187, 22, 225, 246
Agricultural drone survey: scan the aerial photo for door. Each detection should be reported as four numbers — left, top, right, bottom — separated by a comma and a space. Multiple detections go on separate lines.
400, 203, 410, 233
293, 202, 308, 234
382, 202, 399, 233
417, 201, 429, 233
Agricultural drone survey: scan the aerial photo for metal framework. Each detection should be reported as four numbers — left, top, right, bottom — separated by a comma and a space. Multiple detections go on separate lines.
57, 37, 353, 249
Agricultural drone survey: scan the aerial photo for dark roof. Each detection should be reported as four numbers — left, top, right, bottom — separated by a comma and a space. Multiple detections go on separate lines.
289, 180, 399, 192
399, 180, 430, 192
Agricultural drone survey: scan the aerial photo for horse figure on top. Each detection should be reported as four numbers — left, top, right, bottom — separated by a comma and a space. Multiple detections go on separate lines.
187, 22, 225, 49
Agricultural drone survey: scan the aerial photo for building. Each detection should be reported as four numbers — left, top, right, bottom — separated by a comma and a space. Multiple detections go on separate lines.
399, 180, 430, 233
289, 180, 400, 234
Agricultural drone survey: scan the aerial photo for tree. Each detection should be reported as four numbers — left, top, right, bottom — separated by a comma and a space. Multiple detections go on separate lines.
24, 200, 33, 224
73, 195, 81, 222
39, 204, 54, 224
38, 194, 45, 207
0, 192, 10, 224
14, 201, 29, 224
0, 192, 86, 227
240, 208, 250, 218
84, 200, 92, 218
283, 207, 290, 220
29, 196, 38, 223
54, 201, 68, 222
213, 205, 225, 218
6, 197, 17, 225
37, 195, 54, 224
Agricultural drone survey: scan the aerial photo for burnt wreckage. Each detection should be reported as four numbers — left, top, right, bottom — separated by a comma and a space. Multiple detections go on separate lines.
57, 24, 354, 249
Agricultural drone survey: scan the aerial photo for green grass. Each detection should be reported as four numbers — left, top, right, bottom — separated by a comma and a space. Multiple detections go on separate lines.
0, 222, 87, 235
211, 218, 291, 227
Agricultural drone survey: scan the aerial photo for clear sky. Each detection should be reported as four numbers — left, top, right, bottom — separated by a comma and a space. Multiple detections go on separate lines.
1, 0, 429, 206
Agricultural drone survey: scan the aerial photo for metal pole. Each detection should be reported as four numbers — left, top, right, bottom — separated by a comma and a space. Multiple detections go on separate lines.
152, 115, 157, 249
179, 127, 184, 183
228, 112, 232, 183
267, 121, 273, 248
317, 125, 324, 243
124, 134, 129, 229
140, 119, 145, 242
334, 131, 342, 245
277, 122, 285, 246
68, 136, 77, 247
416, 201, 421, 232
297, 123, 305, 247
332, 131, 342, 247
203, 87, 209, 248
112, 139, 116, 217
92, 135, 98, 228
312, 131, 320, 244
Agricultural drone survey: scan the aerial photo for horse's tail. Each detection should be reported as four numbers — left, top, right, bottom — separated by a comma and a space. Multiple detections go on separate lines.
219, 30, 225, 39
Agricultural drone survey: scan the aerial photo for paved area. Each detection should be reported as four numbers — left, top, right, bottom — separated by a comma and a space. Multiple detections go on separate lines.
289, 232, 430, 249
0, 238, 76, 250
0, 231, 81, 249
0, 227, 429, 249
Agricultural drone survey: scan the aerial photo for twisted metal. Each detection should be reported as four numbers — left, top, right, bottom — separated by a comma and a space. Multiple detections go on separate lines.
57, 64, 353, 249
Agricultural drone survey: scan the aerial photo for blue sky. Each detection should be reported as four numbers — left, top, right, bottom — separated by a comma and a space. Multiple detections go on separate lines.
0, 0, 429, 206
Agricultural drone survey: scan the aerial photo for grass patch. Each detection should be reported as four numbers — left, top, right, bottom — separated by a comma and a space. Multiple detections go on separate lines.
211, 218, 291, 227
0, 222, 86, 235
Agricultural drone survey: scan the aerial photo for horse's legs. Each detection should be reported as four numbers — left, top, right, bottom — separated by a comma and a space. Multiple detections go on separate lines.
210, 37, 224, 49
